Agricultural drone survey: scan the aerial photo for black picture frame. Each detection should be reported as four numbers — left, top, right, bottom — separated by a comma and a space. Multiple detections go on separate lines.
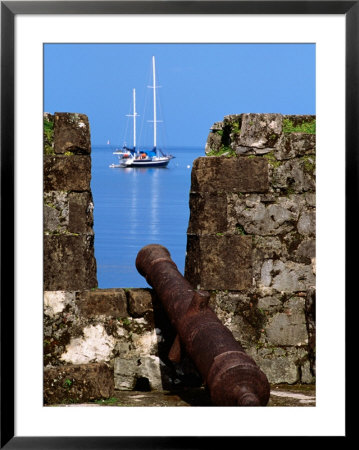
1, 1, 353, 447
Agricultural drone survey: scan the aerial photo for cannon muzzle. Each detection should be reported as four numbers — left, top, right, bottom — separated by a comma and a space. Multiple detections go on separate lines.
136, 244, 270, 406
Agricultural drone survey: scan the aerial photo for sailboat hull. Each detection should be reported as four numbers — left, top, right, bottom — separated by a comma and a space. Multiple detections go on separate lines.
120, 157, 172, 168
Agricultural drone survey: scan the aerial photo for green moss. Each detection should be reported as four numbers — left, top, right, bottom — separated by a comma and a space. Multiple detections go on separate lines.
207, 145, 236, 157
44, 146, 55, 155
44, 118, 54, 137
118, 317, 131, 326
231, 121, 241, 134
283, 118, 316, 134
45, 202, 57, 209
302, 155, 316, 173
44, 118, 55, 154
284, 187, 296, 196
263, 152, 281, 168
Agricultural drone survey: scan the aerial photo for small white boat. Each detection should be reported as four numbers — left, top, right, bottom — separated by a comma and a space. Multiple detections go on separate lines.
110, 56, 174, 169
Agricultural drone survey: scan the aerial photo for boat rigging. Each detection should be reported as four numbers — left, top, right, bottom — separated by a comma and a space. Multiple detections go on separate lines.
110, 56, 174, 168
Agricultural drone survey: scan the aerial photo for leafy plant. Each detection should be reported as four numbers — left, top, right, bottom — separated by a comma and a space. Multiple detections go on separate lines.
283, 118, 316, 134
63, 378, 72, 388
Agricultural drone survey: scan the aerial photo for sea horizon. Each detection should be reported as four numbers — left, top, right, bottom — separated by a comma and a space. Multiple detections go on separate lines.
91, 144, 205, 288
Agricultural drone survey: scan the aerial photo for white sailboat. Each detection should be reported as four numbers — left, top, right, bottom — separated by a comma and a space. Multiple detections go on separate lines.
110, 56, 174, 168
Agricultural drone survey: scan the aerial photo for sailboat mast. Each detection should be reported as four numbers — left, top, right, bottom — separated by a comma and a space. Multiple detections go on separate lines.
126, 88, 138, 150
152, 56, 157, 148
133, 88, 137, 149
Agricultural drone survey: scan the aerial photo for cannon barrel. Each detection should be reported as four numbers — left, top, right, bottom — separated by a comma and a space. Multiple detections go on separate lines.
136, 244, 270, 406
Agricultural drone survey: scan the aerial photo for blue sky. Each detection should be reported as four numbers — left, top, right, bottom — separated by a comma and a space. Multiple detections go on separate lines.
44, 43, 315, 147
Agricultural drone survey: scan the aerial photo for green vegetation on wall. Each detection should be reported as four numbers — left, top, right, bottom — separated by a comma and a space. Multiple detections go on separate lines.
207, 145, 237, 157
283, 118, 316, 134
44, 118, 54, 155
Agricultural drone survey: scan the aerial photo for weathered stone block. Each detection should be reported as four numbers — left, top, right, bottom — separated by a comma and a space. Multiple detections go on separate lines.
191, 157, 269, 194
53, 112, 91, 155
248, 348, 300, 384
229, 193, 306, 236
44, 155, 91, 192
60, 323, 117, 364
77, 289, 127, 318
275, 132, 316, 160
44, 290, 76, 318
43, 191, 94, 235
185, 235, 252, 290
271, 157, 316, 193
68, 192, 94, 234
264, 302, 308, 347
260, 260, 315, 292
114, 358, 138, 390
44, 191, 69, 233
297, 210, 316, 236
44, 234, 97, 290
238, 113, 283, 149
187, 192, 227, 234
204, 130, 223, 154
114, 355, 165, 391
127, 289, 154, 317
44, 363, 114, 404
295, 239, 316, 264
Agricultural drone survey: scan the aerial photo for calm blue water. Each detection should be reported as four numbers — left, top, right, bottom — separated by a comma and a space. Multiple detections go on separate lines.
91, 145, 204, 288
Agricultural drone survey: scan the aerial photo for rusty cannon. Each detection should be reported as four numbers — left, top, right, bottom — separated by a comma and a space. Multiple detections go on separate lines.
136, 244, 270, 406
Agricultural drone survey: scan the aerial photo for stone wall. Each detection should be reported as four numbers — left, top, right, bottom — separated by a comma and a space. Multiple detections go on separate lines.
44, 288, 201, 399
43, 112, 315, 405
43, 113, 200, 404
185, 113, 316, 384
43, 112, 97, 291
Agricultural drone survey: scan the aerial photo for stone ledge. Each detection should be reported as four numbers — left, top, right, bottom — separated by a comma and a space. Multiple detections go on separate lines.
44, 191, 94, 235
54, 112, 91, 155
44, 234, 97, 291
191, 157, 269, 194
77, 289, 128, 318
44, 363, 114, 404
44, 155, 91, 192
187, 192, 227, 234
185, 234, 252, 290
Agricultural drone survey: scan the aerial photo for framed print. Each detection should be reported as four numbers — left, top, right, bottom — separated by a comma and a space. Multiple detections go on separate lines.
1, 1, 354, 447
